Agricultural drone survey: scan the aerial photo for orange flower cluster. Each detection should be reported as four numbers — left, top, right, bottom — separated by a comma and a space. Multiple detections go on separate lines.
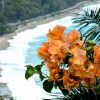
38, 25, 100, 91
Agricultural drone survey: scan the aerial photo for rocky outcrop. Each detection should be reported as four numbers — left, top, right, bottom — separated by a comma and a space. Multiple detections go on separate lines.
0, 83, 12, 100
0, 68, 12, 100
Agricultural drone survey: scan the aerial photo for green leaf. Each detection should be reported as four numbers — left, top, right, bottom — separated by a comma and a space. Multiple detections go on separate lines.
94, 85, 100, 94
39, 71, 45, 81
86, 46, 94, 54
80, 87, 90, 100
35, 65, 42, 72
43, 80, 53, 93
34, 64, 44, 81
25, 61, 45, 80
64, 53, 72, 64
25, 65, 35, 80
55, 81, 68, 96
88, 89, 96, 100
86, 40, 96, 46
34, 61, 44, 72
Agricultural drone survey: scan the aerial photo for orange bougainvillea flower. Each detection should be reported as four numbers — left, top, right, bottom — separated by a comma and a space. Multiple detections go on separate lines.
65, 30, 81, 43
50, 70, 59, 81
83, 78, 96, 87
48, 40, 67, 63
63, 70, 79, 91
69, 65, 84, 77
96, 67, 100, 77
47, 62, 60, 81
71, 40, 84, 49
82, 63, 97, 78
47, 62, 60, 71
94, 45, 100, 67
69, 47, 87, 65
48, 40, 64, 55
47, 25, 66, 41
80, 63, 100, 87
38, 42, 49, 59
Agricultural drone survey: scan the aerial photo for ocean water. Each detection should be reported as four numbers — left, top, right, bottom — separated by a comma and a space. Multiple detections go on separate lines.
0, 4, 100, 100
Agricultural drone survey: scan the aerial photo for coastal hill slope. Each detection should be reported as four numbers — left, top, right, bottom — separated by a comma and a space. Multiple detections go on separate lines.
0, 0, 86, 35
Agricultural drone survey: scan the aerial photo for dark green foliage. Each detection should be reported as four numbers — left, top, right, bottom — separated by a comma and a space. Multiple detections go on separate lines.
25, 65, 35, 80
10, 96, 14, 100
73, 8, 100, 44
35, 64, 45, 80
94, 85, 100, 95
43, 79, 53, 93
73, 8, 100, 26
25, 61, 44, 80
51, 87, 97, 100
55, 81, 69, 96
86, 46, 94, 54
64, 53, 72, 64
63, 87, 98, 100
86, 40, 96, 46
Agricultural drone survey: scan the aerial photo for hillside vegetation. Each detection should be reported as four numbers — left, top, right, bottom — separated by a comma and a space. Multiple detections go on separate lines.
0, 0, 86, 35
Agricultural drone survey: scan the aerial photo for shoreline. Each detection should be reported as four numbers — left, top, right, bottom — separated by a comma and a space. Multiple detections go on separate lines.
0, 0, 100, 50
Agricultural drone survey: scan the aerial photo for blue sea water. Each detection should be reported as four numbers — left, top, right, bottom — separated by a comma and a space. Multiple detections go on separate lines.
0, 4, 100, 100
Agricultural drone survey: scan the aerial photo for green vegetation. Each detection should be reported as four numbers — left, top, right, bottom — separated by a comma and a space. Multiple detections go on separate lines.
0, 0, 86, 35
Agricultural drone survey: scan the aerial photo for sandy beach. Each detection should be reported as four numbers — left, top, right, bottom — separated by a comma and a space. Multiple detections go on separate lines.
0, 0, 100, 50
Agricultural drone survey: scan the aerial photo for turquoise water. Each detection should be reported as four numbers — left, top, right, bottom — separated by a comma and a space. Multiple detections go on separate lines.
25, 36, 47, 65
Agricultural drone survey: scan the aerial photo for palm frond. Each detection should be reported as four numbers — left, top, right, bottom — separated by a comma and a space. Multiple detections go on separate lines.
47, 87, 99, 100
63, 87, 99, 100
73, 8, 100, 44
73, 8, 100, 26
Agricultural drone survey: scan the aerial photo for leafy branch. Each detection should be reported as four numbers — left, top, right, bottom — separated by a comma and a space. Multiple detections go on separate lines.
25, 61, 45, 80
73, 8, 100, 44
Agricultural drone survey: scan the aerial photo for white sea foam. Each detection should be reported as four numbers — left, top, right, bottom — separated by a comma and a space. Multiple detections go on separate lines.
0, 16, 73, 66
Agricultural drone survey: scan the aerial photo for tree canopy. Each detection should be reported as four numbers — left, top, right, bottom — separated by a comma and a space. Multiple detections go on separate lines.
0, 0, 86, 35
